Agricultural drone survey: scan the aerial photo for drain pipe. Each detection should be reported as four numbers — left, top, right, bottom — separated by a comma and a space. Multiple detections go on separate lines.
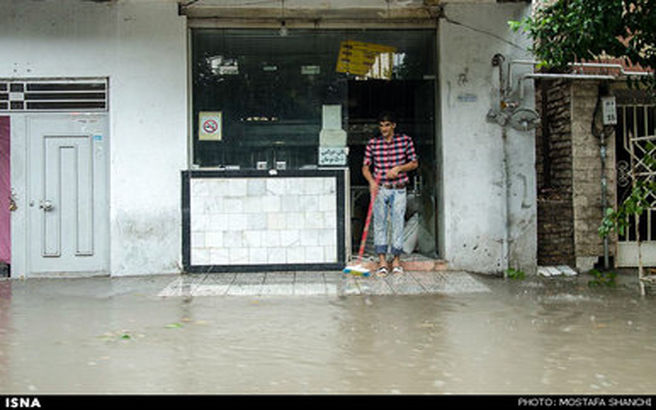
502, 126, 511, 277
601, 129, 610, 269
597, 123, 610, 270
492, 54, 511, 277
592, 82, 612, 270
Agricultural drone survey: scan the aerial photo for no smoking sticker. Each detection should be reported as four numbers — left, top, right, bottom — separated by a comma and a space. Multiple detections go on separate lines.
199, 111, 222, 141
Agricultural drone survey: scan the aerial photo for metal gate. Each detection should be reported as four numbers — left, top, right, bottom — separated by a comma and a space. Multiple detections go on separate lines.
615, 104, 656, 267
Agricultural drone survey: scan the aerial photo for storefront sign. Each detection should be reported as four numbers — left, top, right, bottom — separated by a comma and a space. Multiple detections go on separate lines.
336, 40, 397, 77
199, 111, 222, 141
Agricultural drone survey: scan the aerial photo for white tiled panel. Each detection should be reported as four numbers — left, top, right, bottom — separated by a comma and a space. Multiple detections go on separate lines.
190, 177, 338, 265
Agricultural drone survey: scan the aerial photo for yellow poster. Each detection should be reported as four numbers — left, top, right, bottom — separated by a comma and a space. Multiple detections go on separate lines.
336, 40, 397, 78
199, 111, 222, 141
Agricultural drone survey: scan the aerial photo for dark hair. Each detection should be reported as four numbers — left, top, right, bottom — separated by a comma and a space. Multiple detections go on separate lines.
377, 111, 397, 124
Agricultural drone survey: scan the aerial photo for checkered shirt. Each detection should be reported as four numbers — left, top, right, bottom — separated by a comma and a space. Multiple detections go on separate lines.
363, 133, 418, 186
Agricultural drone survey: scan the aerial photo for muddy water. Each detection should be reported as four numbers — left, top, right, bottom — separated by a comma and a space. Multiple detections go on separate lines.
0, 274, 655, 394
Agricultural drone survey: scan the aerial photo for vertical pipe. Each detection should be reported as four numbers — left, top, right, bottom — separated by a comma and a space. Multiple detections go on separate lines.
600, 130, 609, 269
541, 80, 551, 189
502, 127, 510, 277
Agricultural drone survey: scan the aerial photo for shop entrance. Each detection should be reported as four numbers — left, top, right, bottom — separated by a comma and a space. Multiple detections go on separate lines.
347, 79, 438, 259
190, 28, 438, 262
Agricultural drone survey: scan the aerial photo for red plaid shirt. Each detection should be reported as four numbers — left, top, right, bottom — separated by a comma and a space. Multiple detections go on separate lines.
363, 133, 417, 186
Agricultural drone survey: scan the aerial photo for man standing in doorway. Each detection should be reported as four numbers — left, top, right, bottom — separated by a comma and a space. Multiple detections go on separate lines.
362, 111, 418, 276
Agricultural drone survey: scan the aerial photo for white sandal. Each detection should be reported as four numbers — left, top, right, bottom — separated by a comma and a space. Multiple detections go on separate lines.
375, 266, 389, 277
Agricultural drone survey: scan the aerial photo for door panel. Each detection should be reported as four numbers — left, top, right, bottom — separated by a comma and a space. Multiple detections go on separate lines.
28, 116, 107, 275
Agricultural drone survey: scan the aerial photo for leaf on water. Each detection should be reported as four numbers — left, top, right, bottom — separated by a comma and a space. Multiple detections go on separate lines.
165, 323, 183, 329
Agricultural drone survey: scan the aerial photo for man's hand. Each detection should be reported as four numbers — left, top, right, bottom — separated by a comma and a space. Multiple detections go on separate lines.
369, 180, 379, 197
386, 166, 401, 179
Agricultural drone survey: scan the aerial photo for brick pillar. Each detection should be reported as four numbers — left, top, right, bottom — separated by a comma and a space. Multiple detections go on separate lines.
536, 79, 576, 266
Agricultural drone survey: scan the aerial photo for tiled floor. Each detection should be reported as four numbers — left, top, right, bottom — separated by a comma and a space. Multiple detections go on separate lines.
158, 270, 491, 297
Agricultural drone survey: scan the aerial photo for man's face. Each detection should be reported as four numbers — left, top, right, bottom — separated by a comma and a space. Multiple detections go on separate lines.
379, 120, 396, 139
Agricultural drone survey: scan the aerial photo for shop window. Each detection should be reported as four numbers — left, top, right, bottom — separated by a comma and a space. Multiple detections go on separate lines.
191, 29, 436, 170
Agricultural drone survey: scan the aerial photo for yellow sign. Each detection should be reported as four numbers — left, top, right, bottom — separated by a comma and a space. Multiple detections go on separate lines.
336, 40, 397, 78
198, 111, 222, 141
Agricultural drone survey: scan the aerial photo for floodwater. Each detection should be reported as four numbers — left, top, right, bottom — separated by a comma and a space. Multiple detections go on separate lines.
0, 273, 655, 394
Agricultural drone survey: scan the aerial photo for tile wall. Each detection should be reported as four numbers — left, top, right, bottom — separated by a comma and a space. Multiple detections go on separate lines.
189, 176, 340, 266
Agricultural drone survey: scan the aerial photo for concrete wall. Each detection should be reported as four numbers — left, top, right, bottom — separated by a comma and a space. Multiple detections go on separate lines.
438, 3, 537, 274
1, 0, 188, 276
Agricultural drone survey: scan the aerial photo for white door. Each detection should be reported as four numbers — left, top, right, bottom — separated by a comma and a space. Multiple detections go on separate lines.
27, 115, 108, 276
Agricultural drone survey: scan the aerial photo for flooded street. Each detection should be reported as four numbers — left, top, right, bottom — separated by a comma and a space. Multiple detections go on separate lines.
0, 272, 655, 394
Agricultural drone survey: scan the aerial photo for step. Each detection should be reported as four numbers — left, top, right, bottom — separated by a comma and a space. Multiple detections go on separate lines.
346, 254, 447, 272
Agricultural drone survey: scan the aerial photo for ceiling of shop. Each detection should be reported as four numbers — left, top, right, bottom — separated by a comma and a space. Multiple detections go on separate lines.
178, 0, 529, 21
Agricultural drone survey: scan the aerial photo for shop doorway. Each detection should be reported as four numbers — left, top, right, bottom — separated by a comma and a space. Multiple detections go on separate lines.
347, 79, 438, 258
190, 28, 438, 260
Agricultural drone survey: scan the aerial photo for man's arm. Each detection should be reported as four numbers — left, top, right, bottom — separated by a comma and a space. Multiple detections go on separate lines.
387, 160, 418, 179
362, 164, 379, 196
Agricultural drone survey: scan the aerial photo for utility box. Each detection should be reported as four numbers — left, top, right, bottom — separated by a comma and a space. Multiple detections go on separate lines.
602, 96, 617, 125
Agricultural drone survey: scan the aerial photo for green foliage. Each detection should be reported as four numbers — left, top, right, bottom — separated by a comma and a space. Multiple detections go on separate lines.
599, 180, 656, 239
510, 0, 655, 93
587, 268, 617, 287
506, 267, 526, 280
600, 142, 656, 238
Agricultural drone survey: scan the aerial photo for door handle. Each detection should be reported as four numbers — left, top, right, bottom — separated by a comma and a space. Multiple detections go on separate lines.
39, 200, 54, 211
9, 189, 17, 212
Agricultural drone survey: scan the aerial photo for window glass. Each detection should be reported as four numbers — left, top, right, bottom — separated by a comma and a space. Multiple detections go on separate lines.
191, 29, 435, 169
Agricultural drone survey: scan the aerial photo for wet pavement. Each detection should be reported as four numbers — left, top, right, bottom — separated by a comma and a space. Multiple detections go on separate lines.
158, 270, 491, 297
0, 270, 655, 394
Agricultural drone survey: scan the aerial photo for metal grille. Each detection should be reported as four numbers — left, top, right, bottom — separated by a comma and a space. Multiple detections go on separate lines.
616, 104, 656, 242
0, 78, 108, 112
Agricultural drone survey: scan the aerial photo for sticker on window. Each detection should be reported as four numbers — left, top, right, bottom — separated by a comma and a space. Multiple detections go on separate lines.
199, 111, 222, 141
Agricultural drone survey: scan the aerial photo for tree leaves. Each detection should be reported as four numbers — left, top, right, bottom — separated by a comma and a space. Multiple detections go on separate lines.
510, 0, 655, 92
